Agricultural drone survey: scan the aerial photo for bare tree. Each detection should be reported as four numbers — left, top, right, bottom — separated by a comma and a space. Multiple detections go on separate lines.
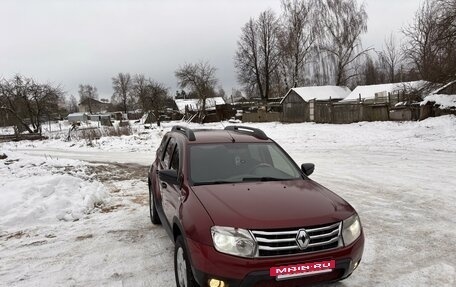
235, 19, 262, 99
175, 61, 218, 120
0, 75, 63, 133
147, 80, 169, 118
235, 9, 281, 100
437, 0, 456, 41
355, 54, 385, 85
403, 1, 439, 81
403, 0, 456, 83
378, 33, 403, 83
317, 0, 369, 86
78, 84, 98, 114
258, 10, 281, 99
111, 73, 133, 113
132, 74, 169, 118
132, 74, 149, 108
216, 86, 226, 101
67, 95, 79, 113
278, 0, 318, 89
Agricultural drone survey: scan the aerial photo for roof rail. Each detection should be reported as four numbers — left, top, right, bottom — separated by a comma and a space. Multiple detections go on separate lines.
224, 125, 268, 140
172, 125, 196, 141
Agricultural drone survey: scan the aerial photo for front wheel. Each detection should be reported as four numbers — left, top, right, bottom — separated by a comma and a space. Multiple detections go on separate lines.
149, 183, 161, 225
175, 236, 198, 287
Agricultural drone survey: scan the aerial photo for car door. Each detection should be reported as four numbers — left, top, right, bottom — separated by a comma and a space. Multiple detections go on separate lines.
158, 137, 181, 225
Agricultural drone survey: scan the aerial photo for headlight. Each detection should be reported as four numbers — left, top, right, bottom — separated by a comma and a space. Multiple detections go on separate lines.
342, 214, 362, 246
211, 226, 257, 258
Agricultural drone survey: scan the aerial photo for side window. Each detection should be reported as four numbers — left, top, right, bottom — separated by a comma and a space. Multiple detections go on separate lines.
170, 145, 180, 171
162, 137, 176, 167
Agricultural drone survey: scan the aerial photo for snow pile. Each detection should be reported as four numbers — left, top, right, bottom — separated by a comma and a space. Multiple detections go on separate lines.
421, 94, 456, 109
417, 114, 456, 127
94, 133, 157, 152
0, 152, 109, 227
0, 126, 15, 135
1, 127, 159, 153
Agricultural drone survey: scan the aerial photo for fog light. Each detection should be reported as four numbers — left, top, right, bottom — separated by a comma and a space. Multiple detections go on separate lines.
208, 278, 227, 287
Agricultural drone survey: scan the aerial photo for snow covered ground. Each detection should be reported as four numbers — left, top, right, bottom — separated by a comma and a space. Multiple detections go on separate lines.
1, 116, 455, 286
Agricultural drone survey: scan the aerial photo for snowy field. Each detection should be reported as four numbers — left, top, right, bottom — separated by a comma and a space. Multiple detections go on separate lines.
1, 116, 455, 287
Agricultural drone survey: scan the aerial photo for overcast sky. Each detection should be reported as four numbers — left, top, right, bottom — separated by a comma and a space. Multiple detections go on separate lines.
1, 0, 423, 100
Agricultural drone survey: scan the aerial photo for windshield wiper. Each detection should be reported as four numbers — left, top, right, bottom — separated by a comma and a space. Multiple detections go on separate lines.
241, 177, 286, 182
194, 177, 289, 185
193, 180, 237, 186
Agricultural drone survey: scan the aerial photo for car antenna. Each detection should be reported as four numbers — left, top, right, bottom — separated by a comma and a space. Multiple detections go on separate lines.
220, 121, 235, 142
224, 121, 236, 143
228, 132, 235, 143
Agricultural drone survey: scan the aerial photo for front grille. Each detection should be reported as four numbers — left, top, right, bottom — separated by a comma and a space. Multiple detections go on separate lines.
251, 222, 342, 257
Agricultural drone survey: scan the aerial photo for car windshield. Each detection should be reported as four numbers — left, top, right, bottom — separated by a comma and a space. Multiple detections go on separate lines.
190, 143, 302, 185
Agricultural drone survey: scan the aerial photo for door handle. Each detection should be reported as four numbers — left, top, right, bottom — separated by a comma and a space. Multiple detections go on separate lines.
161, 182, 167, 188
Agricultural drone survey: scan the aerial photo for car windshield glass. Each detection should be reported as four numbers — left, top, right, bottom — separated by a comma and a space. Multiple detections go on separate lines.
190, 143, 302, 185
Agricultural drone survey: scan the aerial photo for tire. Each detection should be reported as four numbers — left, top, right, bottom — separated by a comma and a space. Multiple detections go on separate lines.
149, 183, 161, 225
174, 236, 198, 287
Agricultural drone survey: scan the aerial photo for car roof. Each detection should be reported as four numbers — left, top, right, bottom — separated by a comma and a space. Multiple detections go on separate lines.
193, 130, 272, 144
170, 126, 272, 144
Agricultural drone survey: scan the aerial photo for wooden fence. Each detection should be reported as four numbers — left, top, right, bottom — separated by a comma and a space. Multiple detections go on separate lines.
242, 111, 281, 122
314, 102, 390, 124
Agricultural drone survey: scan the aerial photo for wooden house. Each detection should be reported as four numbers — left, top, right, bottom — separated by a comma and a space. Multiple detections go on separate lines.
420, 81, 456, 119
281, 86, 350, 122
342, 81, 428, 104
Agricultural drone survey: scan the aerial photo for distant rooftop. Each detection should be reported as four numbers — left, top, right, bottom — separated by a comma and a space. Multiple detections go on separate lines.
422, 80, 456, 109
281, 86, 351, 103
174, 97, 225, 113
342, 81, 428, 102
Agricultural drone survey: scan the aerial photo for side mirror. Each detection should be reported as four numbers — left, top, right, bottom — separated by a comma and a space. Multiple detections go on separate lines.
301, 163, 315, 176
158, 169, 179, 185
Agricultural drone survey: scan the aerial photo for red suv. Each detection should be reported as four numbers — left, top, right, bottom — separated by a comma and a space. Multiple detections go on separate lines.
148, 125, 364, 287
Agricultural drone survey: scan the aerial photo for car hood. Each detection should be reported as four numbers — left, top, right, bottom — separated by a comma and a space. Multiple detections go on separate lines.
191, 179, 355, 229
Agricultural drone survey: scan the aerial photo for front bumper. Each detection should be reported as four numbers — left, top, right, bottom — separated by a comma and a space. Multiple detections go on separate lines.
187, 232, 364, 287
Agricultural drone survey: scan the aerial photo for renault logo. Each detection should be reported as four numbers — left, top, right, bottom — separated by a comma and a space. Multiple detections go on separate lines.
296, 229, 310, 250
